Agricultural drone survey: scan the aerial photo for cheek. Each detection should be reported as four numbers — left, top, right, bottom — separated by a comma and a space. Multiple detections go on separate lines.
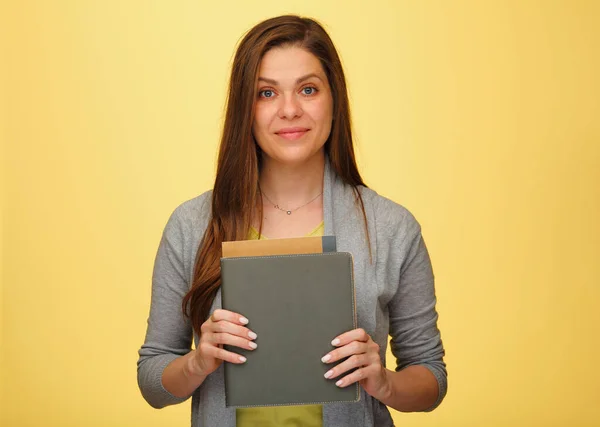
308, 98, 333, 129
253, 104, 276, 135
252, 106, 277, 151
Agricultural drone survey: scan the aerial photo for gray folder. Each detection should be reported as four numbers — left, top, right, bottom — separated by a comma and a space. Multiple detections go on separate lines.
220, 252, 359, 407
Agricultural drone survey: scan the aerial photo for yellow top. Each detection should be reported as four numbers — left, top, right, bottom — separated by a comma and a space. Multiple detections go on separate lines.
247, 221, 325, 240
236, 221, 325, 427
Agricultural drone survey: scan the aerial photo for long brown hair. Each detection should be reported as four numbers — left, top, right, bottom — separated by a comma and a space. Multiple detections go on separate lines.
182, 15, 369, 334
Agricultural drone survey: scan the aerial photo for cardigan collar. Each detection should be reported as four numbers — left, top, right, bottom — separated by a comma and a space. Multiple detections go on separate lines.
322, 156, 377, 425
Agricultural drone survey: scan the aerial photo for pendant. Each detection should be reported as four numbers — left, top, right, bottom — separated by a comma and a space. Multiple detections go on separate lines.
286, 211, 291, 215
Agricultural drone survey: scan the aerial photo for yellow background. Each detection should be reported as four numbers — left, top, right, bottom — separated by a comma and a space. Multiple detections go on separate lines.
2, 1, 599, 426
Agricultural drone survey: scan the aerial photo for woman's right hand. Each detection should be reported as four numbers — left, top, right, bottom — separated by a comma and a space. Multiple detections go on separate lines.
191, 309, 258, 377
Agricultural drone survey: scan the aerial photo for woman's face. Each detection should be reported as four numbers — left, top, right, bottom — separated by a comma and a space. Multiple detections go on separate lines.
252, 45, 334, 167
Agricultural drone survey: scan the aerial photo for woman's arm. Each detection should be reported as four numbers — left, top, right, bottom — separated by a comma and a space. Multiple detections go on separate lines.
137, 204, 256, 407
320, 328, 442, 413
137, 205, 197, 408
377, 365, 440, 412
387, 220, 447, 411
319, 215, 446, 412
137, 204, 257, 407
161, 351, 208, 398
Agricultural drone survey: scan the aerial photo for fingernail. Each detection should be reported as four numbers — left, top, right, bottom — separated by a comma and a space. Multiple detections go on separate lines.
248, 331, 257, 339
324, 370, 333, 379
331, 338, 340, 346
249, 342, 257, 350
336, 379, 343, 387
239, 356, 247, 362
321, 354, 331, 363
240, 317, 249, 325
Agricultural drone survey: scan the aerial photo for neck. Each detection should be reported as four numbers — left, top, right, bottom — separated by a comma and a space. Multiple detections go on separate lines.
259, 151, 325, 209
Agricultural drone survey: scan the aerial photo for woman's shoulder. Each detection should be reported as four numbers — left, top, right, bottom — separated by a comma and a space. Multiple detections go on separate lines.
161, 190, 213, 238
358, 186, 422, 236
171, 190, 213, 221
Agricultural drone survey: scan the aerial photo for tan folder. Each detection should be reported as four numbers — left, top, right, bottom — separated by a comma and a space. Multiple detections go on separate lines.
222, 235, 336, 258
220, 234, 360, 408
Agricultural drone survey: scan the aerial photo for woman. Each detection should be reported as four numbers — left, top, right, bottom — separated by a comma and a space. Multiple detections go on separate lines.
138, 15, 447, 427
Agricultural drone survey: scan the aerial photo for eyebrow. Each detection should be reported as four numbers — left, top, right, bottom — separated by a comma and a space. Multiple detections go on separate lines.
257, 73, 324, 85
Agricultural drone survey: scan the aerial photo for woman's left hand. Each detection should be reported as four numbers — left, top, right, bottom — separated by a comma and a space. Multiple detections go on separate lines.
321, 328, 391, 400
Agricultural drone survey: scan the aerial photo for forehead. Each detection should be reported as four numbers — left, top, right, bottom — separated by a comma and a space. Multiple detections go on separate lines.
258, 46, 326, 81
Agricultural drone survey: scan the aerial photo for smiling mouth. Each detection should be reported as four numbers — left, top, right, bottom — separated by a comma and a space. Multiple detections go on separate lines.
276, 129, 310, 140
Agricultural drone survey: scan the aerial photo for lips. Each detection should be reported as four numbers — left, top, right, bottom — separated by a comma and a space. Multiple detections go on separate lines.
275, 127, 310, 141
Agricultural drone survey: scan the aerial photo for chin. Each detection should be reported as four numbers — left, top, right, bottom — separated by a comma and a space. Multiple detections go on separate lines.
264, 145, 325, 167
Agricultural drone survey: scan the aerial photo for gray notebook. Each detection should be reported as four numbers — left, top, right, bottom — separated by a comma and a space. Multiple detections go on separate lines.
220, 252, 359, 408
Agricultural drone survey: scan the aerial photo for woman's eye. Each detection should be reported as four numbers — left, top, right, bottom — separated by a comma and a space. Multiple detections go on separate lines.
302, 87, 317, 95
259, 90, 275, 98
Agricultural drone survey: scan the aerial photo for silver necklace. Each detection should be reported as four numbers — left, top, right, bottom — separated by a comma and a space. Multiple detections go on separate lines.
261, 190, 323, 215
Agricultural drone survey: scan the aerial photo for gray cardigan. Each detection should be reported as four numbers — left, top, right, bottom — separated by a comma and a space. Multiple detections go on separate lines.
137, 160, 447, 426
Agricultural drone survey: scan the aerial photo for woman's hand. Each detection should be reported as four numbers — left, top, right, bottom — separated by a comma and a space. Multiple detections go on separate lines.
189, 309, 258, 378
321, 328, 391, 400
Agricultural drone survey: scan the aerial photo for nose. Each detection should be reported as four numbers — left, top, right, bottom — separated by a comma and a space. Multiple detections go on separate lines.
278, 93, 303, 120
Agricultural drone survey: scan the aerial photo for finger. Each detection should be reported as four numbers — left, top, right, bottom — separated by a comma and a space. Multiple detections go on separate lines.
330, 328, 370, 347
211, 320, 257, 341
334, 364, 379, 388
211, 332, 257, 351
210, 309, 249, 325
322, 340, 368, 364
200, 342, 247, 364
323, 354, 368, 380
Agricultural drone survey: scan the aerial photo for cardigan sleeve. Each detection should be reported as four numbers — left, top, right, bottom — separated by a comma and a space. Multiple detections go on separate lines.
388, 219, 447, 411
137, 205, 195, 408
